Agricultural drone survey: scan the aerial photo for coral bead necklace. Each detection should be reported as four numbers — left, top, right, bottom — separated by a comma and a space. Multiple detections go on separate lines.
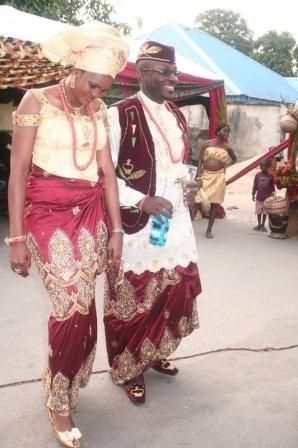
59, 79, 97, 171
60, 80, 85, 116
137, 92, 187, 164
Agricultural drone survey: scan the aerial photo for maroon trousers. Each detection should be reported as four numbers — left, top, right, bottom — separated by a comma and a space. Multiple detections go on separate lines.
104, 262, 201, 384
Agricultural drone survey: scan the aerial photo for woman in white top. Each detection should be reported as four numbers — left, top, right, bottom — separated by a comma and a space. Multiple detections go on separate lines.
6, 22, 128, 448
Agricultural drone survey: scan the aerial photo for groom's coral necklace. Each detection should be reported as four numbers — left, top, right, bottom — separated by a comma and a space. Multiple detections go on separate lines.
137, 93, 187, 164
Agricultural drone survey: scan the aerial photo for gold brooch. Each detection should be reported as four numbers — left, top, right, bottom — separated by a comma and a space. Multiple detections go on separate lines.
119, 159, 146, 182
140, 44, 162, 56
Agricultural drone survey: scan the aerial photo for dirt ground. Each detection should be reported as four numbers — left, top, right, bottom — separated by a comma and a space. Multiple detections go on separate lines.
223, 158, 293, 231
1, 156, 298, 448
225, 156, 261, 224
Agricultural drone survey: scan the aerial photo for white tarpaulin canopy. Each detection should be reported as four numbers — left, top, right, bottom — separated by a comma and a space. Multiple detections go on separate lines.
0, 6, 218, 81
0, 5, 70, 41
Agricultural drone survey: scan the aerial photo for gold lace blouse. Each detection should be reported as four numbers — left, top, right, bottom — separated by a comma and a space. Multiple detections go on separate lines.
13, 89, 108, 181
203, 146, 231, 165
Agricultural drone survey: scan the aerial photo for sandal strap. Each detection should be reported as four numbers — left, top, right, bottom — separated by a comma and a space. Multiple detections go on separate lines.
68, 428, 82, 440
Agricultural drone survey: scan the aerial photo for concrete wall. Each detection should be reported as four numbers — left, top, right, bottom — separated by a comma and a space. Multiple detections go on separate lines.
0, 101, 289, 162
181, 103, 288, 162
0, 103, 15, 131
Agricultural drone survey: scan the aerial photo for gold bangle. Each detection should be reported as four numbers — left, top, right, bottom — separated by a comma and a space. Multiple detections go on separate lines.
13, 112, 41, 127
4, 235, 27, 246
112, 228, 125, 234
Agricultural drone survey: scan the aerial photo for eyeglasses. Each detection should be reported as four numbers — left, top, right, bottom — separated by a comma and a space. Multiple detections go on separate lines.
140, 68, 181, 77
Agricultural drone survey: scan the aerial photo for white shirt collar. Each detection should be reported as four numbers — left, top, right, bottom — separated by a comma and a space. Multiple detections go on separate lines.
138, 90, 167, 113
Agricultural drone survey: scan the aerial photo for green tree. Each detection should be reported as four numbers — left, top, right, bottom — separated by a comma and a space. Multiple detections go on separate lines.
1, 0, 132, 34
195, 8, 254, 56
294, 46, 298, 74
1, 0, 63, 20
253, 31, 297, 76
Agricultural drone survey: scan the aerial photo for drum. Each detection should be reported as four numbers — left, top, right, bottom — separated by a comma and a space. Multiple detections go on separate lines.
268, 214, 289, 239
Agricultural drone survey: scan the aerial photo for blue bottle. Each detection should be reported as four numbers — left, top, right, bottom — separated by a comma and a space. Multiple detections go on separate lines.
149, 180, 174, 247
149, 214, 171, 246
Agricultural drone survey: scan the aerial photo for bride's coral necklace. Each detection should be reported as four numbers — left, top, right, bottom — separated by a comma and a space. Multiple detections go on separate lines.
137, 93, 187, 163
59, 79, 97, 171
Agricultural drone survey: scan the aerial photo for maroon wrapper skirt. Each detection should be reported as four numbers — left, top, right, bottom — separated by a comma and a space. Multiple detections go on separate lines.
104, 261, 201, 384
24, 165, 108, 415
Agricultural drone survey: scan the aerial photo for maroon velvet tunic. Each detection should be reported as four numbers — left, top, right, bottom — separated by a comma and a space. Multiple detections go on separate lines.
115, 95, 188, 234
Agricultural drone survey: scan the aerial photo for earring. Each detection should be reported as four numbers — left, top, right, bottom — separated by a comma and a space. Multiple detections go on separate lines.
70, 76, 76, 89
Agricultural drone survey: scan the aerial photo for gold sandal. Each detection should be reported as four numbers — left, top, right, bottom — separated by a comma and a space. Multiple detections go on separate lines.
48, 409, 82, 448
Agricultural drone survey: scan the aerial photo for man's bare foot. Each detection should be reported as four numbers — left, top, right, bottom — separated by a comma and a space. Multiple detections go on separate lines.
205, 231, 213, 238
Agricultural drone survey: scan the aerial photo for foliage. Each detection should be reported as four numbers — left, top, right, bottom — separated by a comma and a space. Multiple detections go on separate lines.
1, 0, 132, 34
195, 9, 254, 56
253, 31, 298, 76
1, 0, 62, 20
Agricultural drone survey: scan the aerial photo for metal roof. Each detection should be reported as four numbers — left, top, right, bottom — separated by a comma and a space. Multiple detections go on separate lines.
134, 23, 298, 103
285, 77, 298, 94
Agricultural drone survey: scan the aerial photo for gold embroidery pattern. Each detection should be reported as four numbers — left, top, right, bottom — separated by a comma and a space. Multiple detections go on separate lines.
106, 269, 198, 384
103, 277, 111, 315
31, 89, 49, 105
192, 299, 200, 328
110, 326, 182, 384
110, 350, 142, 384
44, 370, 70, 416
104, 268, 182, 321
158, 327, 181, 357
104, 275, 137, 320
139, 43, 162, 56
49, 229, 78, 282
69, 345, 96, 411
178, 301, 199, 337
118, 158, 146, 182
178, 317, 191, 337
160, 269, 182, 289
78, 228, 96, 273
96, 221, 109, 273
140, 338, 157, 364
27, 222, 108, 320
13, 112, 41, 127
141, 277, 160, 312
114, 281, 137, 320
43, 346, 96, 415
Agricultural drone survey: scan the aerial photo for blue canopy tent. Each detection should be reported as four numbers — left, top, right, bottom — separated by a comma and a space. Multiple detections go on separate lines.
133, 23, 298, 105
286, 78, 298, 95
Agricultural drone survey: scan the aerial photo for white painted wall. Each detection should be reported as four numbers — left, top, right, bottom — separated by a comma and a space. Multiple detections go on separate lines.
0, 102, 16, 131
182, 103, 288, 162
0, 101, 289, 162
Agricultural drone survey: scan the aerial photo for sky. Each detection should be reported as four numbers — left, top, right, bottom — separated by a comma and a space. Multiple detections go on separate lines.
113, 0, 298, 41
